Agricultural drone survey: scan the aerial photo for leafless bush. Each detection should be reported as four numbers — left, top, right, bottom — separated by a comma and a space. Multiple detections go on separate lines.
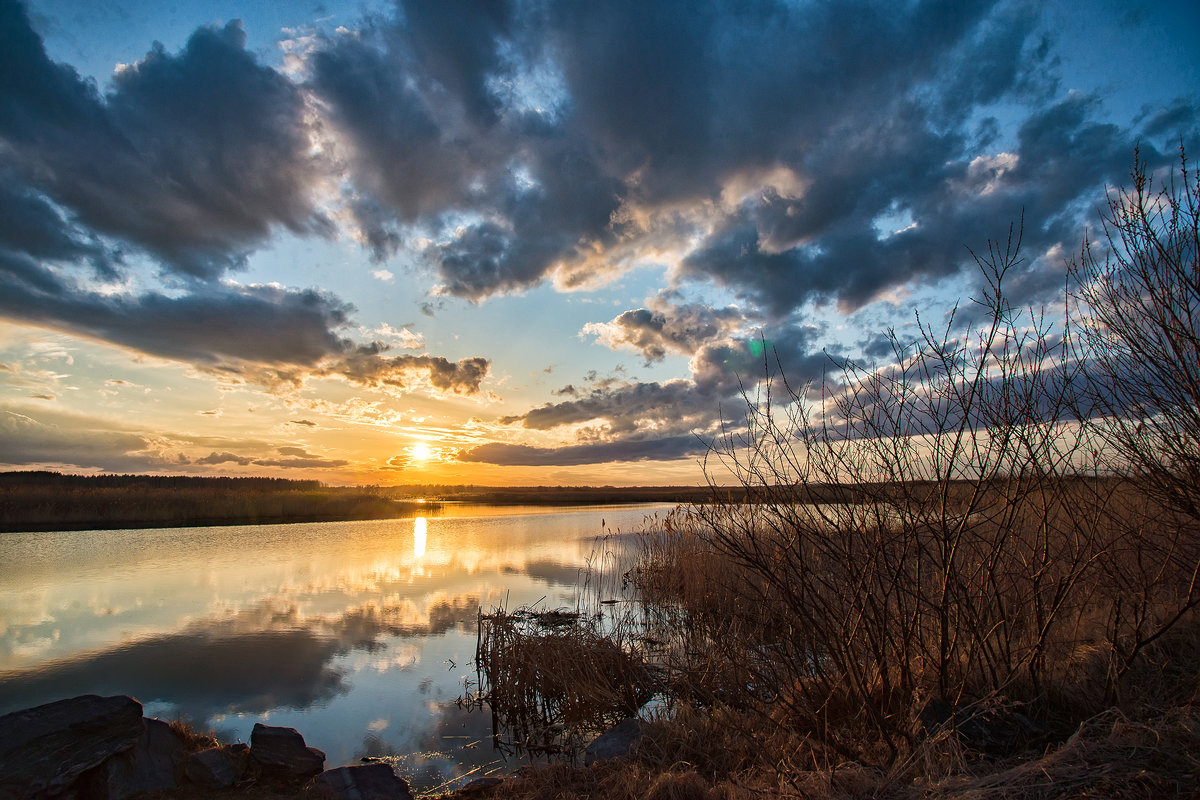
1072, 146, 1200, 521
659, 228, 1119, 764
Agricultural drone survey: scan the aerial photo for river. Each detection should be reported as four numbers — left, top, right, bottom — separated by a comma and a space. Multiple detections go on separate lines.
0, 502, 677, 793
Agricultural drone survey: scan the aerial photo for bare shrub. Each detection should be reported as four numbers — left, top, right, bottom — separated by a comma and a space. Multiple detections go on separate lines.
1072, 146, 1200, 520
1069, 147, 1200, 697
653, 228, 1117, 765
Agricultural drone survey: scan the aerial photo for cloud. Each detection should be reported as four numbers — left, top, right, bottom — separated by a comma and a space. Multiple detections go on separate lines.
584, 301, 745, 364
321, 347, 490, 394
196, 452, 254, 466
6, 0, 1194, 323
0, 262, 490, 394
459, 434, 706, 466
296, 0, 1195, 317
504, 314, 830, 436
254, 446, 349, 469
1, 5, 501, 401
503, 378, 709, 436
0, 3, 329, 278
0, 407, 153, 471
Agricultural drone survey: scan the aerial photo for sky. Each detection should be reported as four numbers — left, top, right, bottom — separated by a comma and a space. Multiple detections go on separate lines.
0, 0, 1196, 486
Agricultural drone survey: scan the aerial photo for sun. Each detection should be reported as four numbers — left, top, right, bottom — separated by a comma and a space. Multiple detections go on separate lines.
409, 442, 434, 463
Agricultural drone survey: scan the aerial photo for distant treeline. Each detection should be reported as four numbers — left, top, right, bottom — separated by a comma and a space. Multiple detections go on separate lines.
4, 471, 1105, 532
0, 471, 323, 491
0, 471, 424, 532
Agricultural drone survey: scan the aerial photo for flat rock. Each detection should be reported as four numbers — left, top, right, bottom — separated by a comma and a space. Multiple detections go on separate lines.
186, 744, 249, 789
0, 694, 145, 800
461, 776, 504, 792
250, 723, 325, 778
84, 717, 187, 800
583, 717, 649, 766
920, 698, 1045, 755
311, 763, 413, 800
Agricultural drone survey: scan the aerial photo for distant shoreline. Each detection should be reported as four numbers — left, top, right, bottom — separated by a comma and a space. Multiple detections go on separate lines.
0, 470, 713, 533
2, 470, 1122, 533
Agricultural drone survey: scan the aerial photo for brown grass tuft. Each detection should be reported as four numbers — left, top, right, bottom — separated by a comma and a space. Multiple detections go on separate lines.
167, 717, 220, 752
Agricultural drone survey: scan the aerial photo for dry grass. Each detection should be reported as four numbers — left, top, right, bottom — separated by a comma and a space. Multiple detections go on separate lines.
167, 717, 221, 752
469, 485, 1200, 800
927, 707, 1200, 799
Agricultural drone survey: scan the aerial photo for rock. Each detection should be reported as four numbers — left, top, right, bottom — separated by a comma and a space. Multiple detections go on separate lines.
186, 744, 249, 789
250, 723, 325, 779
583, 717, 649, 766
919, 697, 1045, 754
83, 717, 187, 800
461, 776, 504, 792
0, 694, 145, 800
311, 763, 413, 800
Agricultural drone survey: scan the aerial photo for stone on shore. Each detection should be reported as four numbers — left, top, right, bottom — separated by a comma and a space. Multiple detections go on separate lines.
250, 722, 325, 779
186, 743, 250, 789
311, 763, 414, 800
583, 717, 649, 766
461, 776, 505, 792
84, 717, 188, 800
0, 694, 145, 800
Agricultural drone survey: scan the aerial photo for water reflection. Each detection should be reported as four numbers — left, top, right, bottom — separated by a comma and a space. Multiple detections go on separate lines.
0, 503, 672, 794
414, 517, 427, 559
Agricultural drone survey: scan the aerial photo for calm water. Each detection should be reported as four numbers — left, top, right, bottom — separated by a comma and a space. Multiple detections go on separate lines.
0, 503, 674, 793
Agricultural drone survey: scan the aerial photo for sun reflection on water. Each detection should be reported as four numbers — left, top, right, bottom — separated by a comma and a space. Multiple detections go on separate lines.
413, 517, 427, 559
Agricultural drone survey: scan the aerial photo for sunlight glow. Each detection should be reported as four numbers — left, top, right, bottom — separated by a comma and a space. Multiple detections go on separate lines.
413, 517, 427, 558
410, 442, 433, 462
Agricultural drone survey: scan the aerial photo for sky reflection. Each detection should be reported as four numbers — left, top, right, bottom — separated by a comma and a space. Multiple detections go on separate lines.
0, 503, 670, 792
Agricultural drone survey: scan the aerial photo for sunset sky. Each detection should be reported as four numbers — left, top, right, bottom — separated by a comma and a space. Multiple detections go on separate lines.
1, 0, 1196, 486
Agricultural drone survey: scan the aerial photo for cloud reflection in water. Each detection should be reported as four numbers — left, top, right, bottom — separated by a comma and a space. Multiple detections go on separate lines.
0, 505, 670, 785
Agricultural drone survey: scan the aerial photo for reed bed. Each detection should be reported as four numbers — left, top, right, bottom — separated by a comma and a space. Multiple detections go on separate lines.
471, 602, 657, 760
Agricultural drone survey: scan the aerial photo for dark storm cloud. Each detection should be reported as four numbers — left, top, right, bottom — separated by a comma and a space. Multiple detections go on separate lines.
678, 92, 1130, 316
459, 435, 705, 466
0, 2, 328, 278
492, 315, 836, 463
0, 267, 351, 366
498, 311, 831, 458
308, 2, 625, 297
0, 2, 504, 399
299, 0, 1195, 315
0, 252, 491, 394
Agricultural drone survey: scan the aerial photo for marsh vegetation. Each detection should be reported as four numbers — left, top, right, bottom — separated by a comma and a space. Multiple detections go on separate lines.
467, 152, 1200, 799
